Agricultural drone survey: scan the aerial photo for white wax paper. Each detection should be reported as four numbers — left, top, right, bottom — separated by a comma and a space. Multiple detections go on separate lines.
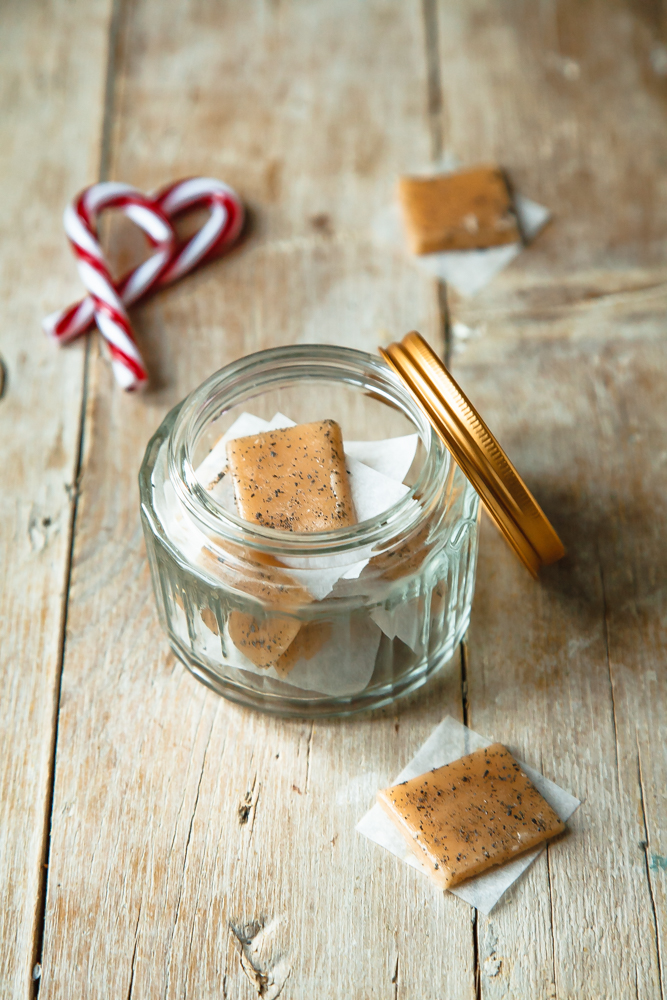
413, 195, 551, 297
356, 716, 581, 914
370, 598, 423, 651
344, 434, 419, 482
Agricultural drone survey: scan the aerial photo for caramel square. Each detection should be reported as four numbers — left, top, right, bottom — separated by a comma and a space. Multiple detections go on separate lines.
226, 420, 356, 532
198, 543, 314, 669
224, 420, 355, 669
228, 608, 301, 669
224, 555, 313, 669
398, 166, 520, 254
377, 743, 565, 888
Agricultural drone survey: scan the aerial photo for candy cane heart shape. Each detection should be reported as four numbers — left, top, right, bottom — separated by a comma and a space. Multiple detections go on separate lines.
59, 182, 176, 389
154, 177, 244, 286
43, 178, 245, 387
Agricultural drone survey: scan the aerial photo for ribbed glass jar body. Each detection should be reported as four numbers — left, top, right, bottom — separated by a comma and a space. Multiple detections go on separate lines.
139, 346, 480, 716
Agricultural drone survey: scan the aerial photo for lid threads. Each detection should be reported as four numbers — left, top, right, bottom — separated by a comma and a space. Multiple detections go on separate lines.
379, 332, 565, 578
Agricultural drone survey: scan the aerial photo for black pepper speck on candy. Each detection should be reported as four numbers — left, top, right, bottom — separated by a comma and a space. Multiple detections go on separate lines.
226, 420, 356, 532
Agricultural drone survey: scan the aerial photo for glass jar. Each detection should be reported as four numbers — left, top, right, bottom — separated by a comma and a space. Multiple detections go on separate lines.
139, 345, 480, 716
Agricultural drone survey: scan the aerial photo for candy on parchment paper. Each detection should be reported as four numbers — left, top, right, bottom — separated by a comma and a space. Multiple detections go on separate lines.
377, 742, 565, 889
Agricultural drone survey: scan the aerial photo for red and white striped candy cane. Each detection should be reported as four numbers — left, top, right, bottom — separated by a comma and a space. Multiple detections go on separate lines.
154, 177, 244, 285
43, 177, 244, 390
48, 182, 174, 390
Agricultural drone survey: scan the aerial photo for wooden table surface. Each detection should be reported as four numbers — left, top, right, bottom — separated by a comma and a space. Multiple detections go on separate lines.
3, 1, 667, 997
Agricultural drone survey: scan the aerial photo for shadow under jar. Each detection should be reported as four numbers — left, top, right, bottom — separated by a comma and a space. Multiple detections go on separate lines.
139, 345, 480, 717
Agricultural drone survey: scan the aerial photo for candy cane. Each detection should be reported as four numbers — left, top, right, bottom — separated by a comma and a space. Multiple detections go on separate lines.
155, 177, 244, 284
43, 177, 244, 390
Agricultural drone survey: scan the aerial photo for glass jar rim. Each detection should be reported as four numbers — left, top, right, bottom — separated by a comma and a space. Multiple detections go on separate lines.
167, 344, 453, 558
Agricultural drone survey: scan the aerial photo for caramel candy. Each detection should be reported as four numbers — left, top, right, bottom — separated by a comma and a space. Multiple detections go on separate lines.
274, 619, 332, 678
228, 609, 301, 668
225, 558, 312, 669
198, 542, 314, 668
397, 166, 520, 254
223, 421, 355, 668
226, 420, 356, 531
377, 743, 565, 888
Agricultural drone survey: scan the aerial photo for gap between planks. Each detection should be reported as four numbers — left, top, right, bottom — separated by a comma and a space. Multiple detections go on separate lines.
30, 0, 126, 991
423, 1, 480, 993
422, 1, 481, 991
30, 338, 91, 999
637, 740, 666, 1000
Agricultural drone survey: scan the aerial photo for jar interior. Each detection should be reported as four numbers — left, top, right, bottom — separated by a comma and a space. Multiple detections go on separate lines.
189, 374, 429, 498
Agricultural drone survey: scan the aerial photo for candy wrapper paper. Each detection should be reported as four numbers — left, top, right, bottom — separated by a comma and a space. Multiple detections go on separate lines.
356, 716, 581, 914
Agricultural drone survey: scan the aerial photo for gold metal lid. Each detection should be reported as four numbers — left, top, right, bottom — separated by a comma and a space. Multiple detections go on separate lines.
379, 331, 565, 578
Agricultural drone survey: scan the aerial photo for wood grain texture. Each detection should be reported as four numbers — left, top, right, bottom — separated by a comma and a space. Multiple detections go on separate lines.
14, 0, 667, 997
435, 0, 667, 294
0, 2, 113, 996
37, 2, 479, 998
433, 5, 667, 994
456, 307, 667, 999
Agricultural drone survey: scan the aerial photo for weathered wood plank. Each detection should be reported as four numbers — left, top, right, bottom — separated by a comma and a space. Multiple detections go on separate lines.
430, 2, 667, 995
0, 1, 114, 996
456, 305, 667, 999
38, 2, 478, 998
36, 1, 667, 996
435, 0, 667, 298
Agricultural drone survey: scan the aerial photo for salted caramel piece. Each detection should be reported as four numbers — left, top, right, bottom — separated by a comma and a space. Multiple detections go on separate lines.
226, 420, 356, 532
228, 609, 301, 668
225, 559, 312, 668
223, 421, 354, 667
274, 619, 332, 678
197, 542, 314, 667
377, 743, 565, 888
398, 166, 520, 254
